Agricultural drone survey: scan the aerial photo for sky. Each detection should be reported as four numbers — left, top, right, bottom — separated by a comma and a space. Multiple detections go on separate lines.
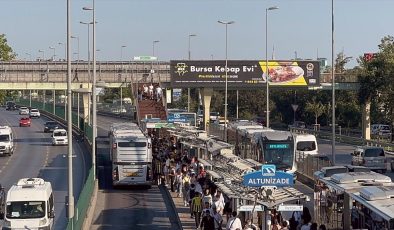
1, 0, 394, 68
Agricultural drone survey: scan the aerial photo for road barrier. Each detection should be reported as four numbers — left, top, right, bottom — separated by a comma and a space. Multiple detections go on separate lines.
17, 99, 96, 230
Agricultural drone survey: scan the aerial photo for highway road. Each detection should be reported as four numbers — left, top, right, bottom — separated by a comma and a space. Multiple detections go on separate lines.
90, 115, 180, 230
0, 108, 89, 230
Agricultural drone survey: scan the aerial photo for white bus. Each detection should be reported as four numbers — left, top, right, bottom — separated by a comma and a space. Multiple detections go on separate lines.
3, 178, 54, 230
109, 123, 153, 188
227, 120, 297, 174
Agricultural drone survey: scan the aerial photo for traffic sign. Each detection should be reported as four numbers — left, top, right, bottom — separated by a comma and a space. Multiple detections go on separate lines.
291, 104, 299, 112
238, 205, 264, 212
243, 164, 294, 187
133, 56, 157, 61
277, 204, 303, 212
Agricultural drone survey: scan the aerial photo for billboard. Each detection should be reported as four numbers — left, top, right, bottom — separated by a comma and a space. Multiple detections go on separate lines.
170, 60, 320, 88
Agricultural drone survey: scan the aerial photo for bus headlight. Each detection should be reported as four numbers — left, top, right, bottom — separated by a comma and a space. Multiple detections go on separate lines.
39, 218, 47, 226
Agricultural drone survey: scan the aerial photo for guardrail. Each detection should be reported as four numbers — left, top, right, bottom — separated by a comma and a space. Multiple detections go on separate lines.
17, 99, 95, 230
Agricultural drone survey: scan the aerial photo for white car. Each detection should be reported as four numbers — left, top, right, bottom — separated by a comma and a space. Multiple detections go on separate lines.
52, 129, 68, 146
29, 108, 41, 118
19, 107, 29, 115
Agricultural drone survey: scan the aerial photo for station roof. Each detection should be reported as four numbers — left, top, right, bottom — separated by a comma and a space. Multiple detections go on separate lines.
351, 186, 394, 221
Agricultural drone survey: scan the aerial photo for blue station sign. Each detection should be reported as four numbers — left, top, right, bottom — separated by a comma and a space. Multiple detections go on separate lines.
167, 112, 196, 126
243, 164, 294, 187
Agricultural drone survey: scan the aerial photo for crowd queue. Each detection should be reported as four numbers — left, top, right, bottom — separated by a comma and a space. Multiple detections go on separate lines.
149, 132, 326, 230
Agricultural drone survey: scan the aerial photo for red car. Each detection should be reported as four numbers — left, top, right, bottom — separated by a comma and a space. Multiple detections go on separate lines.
19, 117, 31, 127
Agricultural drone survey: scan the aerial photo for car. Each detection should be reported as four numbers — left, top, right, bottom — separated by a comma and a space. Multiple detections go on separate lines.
19, 107, 29, 115
44, 121, 59, 133
209, 112, 220, 123
19, 117, 31, 127
351, 146, 387, 173
52, 129, 68, 146
5, 102, 17, 111
289, 121, 306, 129
29, 108, 41, 118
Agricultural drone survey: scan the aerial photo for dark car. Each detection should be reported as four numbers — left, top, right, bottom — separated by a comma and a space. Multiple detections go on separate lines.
5, 103, 17, 111
44, 121, 59, 133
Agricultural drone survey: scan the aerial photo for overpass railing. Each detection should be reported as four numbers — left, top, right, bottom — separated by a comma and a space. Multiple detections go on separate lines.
18, 99, 95, 230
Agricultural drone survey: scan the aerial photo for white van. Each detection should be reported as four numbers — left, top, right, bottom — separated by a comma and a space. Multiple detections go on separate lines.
0, 126, 14, 156
295, 134, 318, 159
3, 178, 54, 230
51, 129, 68, 146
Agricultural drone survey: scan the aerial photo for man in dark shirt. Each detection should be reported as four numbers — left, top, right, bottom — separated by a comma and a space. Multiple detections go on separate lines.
200, 209, 215, 230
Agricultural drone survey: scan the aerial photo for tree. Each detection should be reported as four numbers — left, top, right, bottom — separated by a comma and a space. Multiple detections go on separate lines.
0, 34, 16, 61
305, 98, 326, 125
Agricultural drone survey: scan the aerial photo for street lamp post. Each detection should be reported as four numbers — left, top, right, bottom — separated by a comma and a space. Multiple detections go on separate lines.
25, 53, 32, 61
152, 40, 159, 82
83, 2, 97, 179
71, 36, 80, 61
66, 0, 74, 221
120, 45, 126, 61
38, 50, 45, 60
218, 20, 234, 142
331, 0, 336, 165
187, 34, 197, 112
265, 6, 279, 128
58, 42, 66, 60
49, 46, 56, 61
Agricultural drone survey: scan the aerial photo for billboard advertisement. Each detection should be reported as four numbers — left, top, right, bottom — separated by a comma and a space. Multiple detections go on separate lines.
170, 60, 320, 88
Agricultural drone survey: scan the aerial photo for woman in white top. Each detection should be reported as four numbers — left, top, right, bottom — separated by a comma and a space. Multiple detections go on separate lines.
226, 211, 242, 230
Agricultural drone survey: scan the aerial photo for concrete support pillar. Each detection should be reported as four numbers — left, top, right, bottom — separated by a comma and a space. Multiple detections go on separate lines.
82, 93, 90, 124
201, 88, 213, 131
362, 100, 371, 140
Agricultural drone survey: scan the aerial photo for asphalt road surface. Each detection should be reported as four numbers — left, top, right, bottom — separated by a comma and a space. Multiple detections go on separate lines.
0, 108, 89, 230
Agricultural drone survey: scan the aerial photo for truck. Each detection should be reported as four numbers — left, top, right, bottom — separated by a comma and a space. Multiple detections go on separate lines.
109, 123, 153, 188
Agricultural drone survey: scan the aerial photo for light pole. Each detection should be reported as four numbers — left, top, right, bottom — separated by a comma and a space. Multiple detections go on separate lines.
49, 46, 56, 61
38, 50, 45, 60
58, 42, 66, 60
120, 45, 126, 61
66, 0, 74, 221
120, 45, 126, 113
331, 0, 336, 165
187, 34, 197, 112
71, 36, 80, 61
25, 53, 32, 61
152, 40, 160, 82
265, 6, 279, 128
152, 40, 160, 57
83, 2, 97, 179
218, 20, 234, 142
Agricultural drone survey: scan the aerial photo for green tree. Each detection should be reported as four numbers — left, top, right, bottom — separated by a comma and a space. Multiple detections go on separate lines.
305, 98, 326, 125
0, 34, 16, 61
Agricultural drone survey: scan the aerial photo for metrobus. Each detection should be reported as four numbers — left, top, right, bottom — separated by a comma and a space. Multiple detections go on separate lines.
314, 165, 393, 229
109, 123, 153, 188
227, 120, 297, 173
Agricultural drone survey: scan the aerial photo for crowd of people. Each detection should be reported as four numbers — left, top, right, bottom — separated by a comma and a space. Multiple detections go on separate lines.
137, 83, 162, 101
150, 131, 324, 230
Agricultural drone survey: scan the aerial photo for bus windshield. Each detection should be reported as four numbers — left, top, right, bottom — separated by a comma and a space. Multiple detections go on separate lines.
6, 201, 46, 219
263, 143, 294, 170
